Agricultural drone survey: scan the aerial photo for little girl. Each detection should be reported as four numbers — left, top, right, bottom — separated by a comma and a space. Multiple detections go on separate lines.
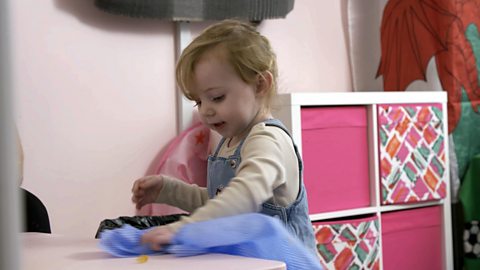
131, 19, 317, 254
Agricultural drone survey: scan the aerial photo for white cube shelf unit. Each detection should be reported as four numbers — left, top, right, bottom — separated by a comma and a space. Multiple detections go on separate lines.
273, 91, 453, 270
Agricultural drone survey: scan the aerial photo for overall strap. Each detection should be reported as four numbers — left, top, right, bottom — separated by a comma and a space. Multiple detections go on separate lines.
264, 119, 303, 173
212, 138, 227, 157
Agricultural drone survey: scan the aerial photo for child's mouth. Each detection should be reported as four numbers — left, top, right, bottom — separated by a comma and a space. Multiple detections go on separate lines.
213, 122, 225, 129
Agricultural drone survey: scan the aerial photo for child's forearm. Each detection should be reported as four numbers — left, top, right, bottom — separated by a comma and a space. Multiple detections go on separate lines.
155, 175, 209, 212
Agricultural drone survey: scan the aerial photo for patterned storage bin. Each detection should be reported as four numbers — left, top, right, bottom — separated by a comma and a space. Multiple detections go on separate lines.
377, 103, 447, 205
313, 215, 380, 270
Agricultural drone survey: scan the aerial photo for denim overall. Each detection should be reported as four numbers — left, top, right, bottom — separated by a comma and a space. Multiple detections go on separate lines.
207, 119, 317, 255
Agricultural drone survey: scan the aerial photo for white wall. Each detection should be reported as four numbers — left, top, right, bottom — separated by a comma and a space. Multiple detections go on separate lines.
12, 0, 351, 237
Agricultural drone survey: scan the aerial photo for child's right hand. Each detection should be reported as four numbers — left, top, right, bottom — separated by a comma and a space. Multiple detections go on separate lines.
131, 175, 164, 210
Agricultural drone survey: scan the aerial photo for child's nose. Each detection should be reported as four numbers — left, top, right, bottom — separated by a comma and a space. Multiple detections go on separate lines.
199, 104, 214, 117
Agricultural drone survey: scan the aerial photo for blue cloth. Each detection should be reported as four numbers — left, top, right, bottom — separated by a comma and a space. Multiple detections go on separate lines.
98, 224, 159, 257
99, 213, 322, 270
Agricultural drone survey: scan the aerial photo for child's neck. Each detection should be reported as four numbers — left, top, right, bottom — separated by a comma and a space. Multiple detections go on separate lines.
226, 111, 273, 147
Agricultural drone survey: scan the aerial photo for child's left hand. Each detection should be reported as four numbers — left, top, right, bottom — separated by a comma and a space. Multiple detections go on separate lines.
142, 226, 174, 251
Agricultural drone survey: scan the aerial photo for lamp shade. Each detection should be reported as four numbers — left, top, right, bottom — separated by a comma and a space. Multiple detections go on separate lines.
94, 0, 295, 21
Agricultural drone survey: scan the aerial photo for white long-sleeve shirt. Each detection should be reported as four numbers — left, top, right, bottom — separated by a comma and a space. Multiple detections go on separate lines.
155, 121, 300, 233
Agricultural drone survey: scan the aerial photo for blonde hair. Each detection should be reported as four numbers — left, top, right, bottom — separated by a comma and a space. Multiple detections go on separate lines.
176, 20, 278, 110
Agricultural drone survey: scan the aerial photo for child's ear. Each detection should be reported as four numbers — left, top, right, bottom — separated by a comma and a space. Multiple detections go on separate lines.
255, 71, 273, 96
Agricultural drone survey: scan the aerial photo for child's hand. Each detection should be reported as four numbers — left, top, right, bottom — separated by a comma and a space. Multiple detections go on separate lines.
141, 226, 174, 250
131, 175, 164, 210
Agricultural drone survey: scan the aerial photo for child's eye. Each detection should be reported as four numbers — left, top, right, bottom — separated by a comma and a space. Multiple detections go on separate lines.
194, 101, 202, 107
212, 95, 225, 102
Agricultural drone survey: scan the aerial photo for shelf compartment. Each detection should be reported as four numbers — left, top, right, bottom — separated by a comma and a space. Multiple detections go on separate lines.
377, 103, 447, 205
313, 214, 380, 270
381, 205, 443, 270
301, 106, 371, 214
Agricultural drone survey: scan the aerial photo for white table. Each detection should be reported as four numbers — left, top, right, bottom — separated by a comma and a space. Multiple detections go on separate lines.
21, 233, 286, 270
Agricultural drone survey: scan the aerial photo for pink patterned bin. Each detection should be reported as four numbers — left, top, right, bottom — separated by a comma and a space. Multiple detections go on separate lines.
377, 104, 447, 205
382, 206, 443, 270
301, 106, 371, 214
313, 215, 380, 270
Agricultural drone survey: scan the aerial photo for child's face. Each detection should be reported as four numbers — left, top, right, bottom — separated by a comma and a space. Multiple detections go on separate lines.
191, 49, 264, 142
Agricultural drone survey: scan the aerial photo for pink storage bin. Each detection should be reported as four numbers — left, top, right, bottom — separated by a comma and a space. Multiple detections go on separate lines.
313, 215, 380, 270
301, 106, 370, 214
377, 103, 447, 205
381, 206, 443, 270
